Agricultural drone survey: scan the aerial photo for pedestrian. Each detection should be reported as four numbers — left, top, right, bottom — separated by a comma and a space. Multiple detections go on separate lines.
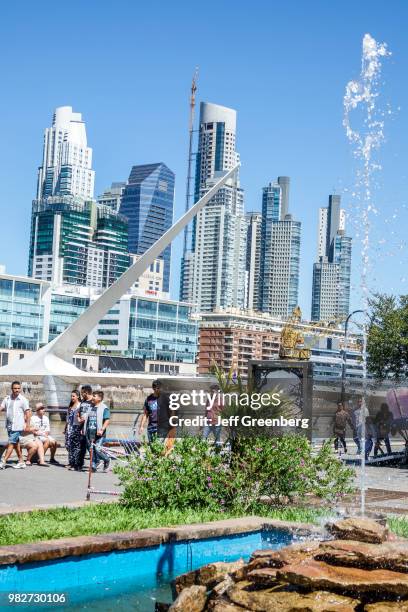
351, 397, 369, 454
333, 401, 352, 454
348, 400, 361, 454
202, 384, 223, 447
140, 380, 175, 455
365, 416, 376, 461
75, 385, 94, 470
31, 403, 59, 463
138, 382, 160, 442
82, 390, 110, 472
0, 381, 31, 469
64, 390, 83, 471
374, 403, 393, 457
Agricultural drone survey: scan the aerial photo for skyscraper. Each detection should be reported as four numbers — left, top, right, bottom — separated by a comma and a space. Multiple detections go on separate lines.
97, 182, 126, 212
258, 177, 301, 317
311, 195, 352, 322
119, 163, 174, 293
28, 198, 130, 288
183, 102, 247, 311
245, 212, 262, 310
37, 106, 95, 200
30, 107, 129, 289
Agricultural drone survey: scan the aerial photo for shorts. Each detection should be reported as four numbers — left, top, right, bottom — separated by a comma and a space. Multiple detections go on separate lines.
8, 431, 23, 444
19, 434, 36, 448
38, 435, 55, 443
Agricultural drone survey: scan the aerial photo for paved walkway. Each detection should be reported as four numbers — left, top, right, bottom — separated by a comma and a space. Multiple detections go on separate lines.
1, 444, 408, 516
0, 454, 121, 514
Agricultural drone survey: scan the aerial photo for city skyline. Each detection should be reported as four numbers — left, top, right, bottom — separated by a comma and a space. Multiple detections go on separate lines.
1, 0, 407, 317
26, 101, 349, 321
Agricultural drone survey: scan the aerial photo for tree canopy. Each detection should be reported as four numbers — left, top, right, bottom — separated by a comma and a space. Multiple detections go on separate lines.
367, 294, 408, 381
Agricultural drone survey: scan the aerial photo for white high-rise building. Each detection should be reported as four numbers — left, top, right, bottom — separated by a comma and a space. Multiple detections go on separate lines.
311, 195, 352, 322
245, 212, 262, 310
37, 106, 95, 200
258, 178, 301, 318
192, 176, 247, 311
184, 102, 247, 312
317, 199, 346, 258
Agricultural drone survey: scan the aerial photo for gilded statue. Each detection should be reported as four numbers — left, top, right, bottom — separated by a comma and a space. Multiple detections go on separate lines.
279, 307, 311, 360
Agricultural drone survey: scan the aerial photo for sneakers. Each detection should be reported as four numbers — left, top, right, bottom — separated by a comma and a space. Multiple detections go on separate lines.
103, 459, 111, 473
96, 460, 104, 471
13, 462, 26, 469
0, 462, 5, 470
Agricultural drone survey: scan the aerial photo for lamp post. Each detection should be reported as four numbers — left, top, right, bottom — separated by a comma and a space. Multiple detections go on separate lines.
341, 309, 364, 403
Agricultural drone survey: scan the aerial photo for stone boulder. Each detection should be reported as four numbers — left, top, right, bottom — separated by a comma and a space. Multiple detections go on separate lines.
250, 541, 320, 567
169, 584, 207, 612
227, 585, 360, 611
364, 602, 408, 611
316, 540, 408, 572
327, 518, 389, 544
246, 567, 280, 585
175, 560, 245, 594
277, 559, 408, 597
208, 602, 244, 612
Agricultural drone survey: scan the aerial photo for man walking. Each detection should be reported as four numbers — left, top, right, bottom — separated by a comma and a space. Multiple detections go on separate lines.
138, 381, 160, 442
333, 401, 353, 454
0, 381, 31, 469
148, 380, 175, 455
83, 390, 111, 472
76, 384, 94, 470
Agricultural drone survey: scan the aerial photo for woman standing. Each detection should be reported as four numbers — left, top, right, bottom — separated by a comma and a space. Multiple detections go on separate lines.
65, 390, 83, 470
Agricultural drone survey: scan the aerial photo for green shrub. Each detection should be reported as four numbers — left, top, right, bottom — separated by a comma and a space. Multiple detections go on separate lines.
116, 437, 234, 511
229, 436, 355, 510
116, 435, 354, 512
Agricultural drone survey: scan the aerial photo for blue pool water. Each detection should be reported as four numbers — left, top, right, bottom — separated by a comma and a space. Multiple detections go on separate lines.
0, 529, 293, 611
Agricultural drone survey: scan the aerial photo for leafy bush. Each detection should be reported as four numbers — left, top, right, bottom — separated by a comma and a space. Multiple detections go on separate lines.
229, 436, 354, 510
116, 435, 354, 512
116, 437, 233, 511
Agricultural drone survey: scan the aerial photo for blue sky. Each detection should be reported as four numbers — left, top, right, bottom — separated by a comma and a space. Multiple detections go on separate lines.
0, 0, 407, 316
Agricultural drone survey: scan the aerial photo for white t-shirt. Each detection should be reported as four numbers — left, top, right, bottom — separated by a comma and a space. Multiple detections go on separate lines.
31, 414, 50, 435
1, 394, 30, 431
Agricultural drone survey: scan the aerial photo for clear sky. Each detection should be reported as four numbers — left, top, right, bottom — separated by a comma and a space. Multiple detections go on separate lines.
1, 0, 407, 317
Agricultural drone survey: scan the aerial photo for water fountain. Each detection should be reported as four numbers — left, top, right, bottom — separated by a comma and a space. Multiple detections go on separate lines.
343, 33, 391, 515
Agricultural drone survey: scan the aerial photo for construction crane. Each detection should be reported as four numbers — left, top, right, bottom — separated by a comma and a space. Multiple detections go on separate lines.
182, 67, 199, 258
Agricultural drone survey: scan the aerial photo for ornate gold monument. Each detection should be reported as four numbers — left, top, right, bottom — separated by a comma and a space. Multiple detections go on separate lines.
279, 307, 311, 360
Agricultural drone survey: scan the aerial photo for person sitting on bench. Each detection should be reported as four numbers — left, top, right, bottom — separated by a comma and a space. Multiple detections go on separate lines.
31, 403, 59, 464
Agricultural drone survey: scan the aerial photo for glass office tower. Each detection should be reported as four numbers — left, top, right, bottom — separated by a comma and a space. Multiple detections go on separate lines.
120, 163, 175, 293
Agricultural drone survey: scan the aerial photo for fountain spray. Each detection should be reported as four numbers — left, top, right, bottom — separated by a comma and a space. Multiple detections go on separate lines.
343, 34, 390, 515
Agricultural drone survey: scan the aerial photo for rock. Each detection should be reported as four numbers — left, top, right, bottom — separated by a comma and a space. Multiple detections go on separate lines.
169, 584, 207, 612
278, 559, 408, 597
327, 518, 389, 544
316, 540, 408, 572
227, 586, 359, 611
246, 567, 279, 584
155, 604, 171, 612
250, 541, 320, 568
208, 601, 244, 612
175, 560, 245, 594
365, 602, 408, 611
250, 548, 278, 559
212, 575, 235, 596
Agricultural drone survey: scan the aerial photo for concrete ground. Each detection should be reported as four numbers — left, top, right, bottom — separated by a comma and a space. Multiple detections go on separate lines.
0, 450, 121, 514
1, 439, 408, 516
